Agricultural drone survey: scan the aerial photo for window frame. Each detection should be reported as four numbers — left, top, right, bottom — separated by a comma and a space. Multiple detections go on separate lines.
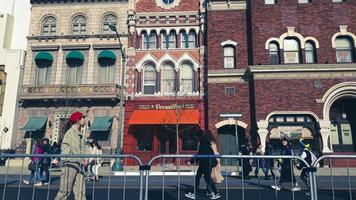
180, 63, 194, 94
188, 31, 196, 48
335, 37, 354, 63
41, 16, 56, 36
223, 46, 235, 68
283, 38, 301, 64
143, 64, 157, 94
161, 64, 176, 94
35, 65, 52, 85
102, 14, 118, 33
305, 41, 316, 64
268, 42, 280, 64
71, 15, 87, 35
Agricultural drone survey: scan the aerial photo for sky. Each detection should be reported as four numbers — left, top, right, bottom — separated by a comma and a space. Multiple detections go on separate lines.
0, 0, 31, 50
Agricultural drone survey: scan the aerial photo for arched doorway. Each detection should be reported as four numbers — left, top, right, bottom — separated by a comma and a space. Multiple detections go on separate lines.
266, 114, 321, 155
217, 125, 245, 166
329, 97, 356, 152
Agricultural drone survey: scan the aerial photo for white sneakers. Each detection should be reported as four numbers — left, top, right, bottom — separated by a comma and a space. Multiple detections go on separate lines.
185, 192, 221, 199
34, 182, 42, 186
22, 180, 30, 185
271, 185, 302, 192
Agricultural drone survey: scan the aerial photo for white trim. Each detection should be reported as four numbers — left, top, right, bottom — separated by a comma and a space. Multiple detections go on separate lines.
177, 53, 199, 71
265, 38, 280, 50
215, 119, 248, 129
279, 27, 305, 49
157, 54, 177, 71
135, 54, 158, 72
320, 82, 356, 120
331, 25, 356, 48
220, 40, 237, 47
265, 111, 320, 122
304, 36, 320, 48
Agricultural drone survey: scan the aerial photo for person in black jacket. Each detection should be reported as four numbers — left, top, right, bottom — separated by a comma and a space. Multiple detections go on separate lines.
271, 137, 301, 192
185, 130, 221, 200
36, 138, 51, 186
264, 142, 275, 180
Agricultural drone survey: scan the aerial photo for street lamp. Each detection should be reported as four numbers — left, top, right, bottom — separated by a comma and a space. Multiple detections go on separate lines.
109, 24, 126, 171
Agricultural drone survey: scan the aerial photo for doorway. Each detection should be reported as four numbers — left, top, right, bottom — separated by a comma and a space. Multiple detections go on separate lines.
218, 125, 245, 166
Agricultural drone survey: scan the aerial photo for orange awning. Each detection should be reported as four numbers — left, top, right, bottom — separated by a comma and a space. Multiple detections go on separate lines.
129, 109, 199, 125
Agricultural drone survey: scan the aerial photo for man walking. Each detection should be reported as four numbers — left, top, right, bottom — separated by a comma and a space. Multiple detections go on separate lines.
55, 111, 90, 200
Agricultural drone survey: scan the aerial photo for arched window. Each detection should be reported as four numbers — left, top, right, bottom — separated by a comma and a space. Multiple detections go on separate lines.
72, 15, 87, 34
181, 31, 188, 48
335, 37, 354, 63
283, 38, 300, 64
223, 46, 235, 68
305, 41, 316, 64
268, 42, 280, 64
102, 14, 117, 33
180, 63, 193, 93
188, 31, 196, 48
161, 64, 175, 93
143, 32, 157, 49
163, 31, 176, 49
143, 64, 156, 94
41, 16, 56, 35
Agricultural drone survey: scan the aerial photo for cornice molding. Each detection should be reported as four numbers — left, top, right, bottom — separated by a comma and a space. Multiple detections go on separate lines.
249, 64, 356, 73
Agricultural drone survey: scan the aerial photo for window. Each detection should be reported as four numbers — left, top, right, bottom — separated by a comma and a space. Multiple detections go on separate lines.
269, 42, 280, 64
68, 65, 83, 84
180, 63, 193, 93
283, 38, 301, 64
225, 87, 236, 94
305, 42, 316, 64
168, 31, 176, 48
162, 64, 175, 93
102, 14, 117, 33
335, 37, 353, 63
143, 64, 156, 94
298, 0, 310, 3
333, 0, 347, 2
181, 31, 188, 48
99, 65, 115, 84
41, 16, 56, 35
36, 65, 52, 85
163, 0, 175, 4
148, 32, 157, 49
265, 0, 276, 4
72, 15, 87, 34
223, 46, 235, 68
188, 31, 196, 48
181, 130, 199, 151
136, 132, 153, 151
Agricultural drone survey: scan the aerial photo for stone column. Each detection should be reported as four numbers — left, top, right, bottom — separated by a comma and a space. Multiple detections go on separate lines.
87, 48, 95, 84
257, 120, 269, 153
319, 120, 333, 153
55, 48, 64, 84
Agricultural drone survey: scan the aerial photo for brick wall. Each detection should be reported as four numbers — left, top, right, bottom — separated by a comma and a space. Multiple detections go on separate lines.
207, 9, 249, 69
251, 0, 356, 65
135, 0, 201, 12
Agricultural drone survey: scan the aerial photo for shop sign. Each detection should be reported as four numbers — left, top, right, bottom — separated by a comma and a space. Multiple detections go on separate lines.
137, 103, 196, 110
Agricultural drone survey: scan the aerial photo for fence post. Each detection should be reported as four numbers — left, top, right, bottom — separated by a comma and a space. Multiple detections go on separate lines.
307, 167, 318, 200
139, 165, 151, 200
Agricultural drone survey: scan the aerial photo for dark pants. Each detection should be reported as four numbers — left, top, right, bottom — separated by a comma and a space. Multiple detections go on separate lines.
300, 168, 309, 191
40, 164, 50, 183
194, 164, 218, 195
279, 165, 297, 186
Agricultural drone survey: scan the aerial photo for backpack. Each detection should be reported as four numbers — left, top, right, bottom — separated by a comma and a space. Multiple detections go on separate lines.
306, 149, 319, 168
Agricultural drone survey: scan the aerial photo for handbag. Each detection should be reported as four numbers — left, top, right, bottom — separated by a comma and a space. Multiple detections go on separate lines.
211, 164, 224, 184
28, 161, 37, 171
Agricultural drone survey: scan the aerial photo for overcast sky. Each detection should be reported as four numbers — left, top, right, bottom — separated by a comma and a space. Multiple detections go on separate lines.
0, 0, 31, 50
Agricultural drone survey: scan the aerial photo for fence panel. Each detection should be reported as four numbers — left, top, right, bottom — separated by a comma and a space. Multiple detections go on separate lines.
0, 154, 143, 200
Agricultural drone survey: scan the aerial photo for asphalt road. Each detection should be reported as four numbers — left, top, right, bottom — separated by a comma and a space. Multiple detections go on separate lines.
0, 174, 355, 200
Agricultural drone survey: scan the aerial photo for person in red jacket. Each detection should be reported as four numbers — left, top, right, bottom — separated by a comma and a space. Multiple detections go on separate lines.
23, 139, 44, 185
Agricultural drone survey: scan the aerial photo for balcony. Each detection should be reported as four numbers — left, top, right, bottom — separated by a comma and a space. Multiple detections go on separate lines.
19, 84, 120, 100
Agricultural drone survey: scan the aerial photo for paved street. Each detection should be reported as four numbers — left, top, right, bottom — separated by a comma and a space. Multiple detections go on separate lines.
0, 174, 355, 200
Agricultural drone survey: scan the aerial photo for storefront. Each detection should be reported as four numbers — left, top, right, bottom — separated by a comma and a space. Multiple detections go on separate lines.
122, 100, 204, 164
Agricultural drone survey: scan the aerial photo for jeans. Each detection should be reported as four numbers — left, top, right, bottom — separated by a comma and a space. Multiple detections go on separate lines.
40, 164, 50, 183
194, 164, 218, 195
27, 161, 41, 183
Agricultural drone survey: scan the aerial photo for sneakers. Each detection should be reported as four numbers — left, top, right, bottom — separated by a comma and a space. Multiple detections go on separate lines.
271, 185, 281, 191
23, 180, 30, 185
305, 192, 311, 196
34, 182, 43, 186
210, 193, 221, 199
185, 192, 195, 199
291, 186, 301, 192
43, 182, 49, 186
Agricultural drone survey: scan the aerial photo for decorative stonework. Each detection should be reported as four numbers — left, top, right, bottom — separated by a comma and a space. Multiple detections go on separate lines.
156, 0, 181, 9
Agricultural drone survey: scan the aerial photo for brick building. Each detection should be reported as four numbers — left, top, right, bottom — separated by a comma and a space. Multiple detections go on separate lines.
122, 0, 206, 163
207, 0, 356, 156
17, 0, 132, 153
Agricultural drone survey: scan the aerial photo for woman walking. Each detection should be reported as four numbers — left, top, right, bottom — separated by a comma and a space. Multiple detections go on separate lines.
23, 139, 44, 185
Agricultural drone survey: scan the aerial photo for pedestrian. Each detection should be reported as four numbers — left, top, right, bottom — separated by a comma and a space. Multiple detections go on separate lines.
240, 144, 252, 179
271, 137, 301, 192
55, 111, 91, 200
86, 140, 103, 182
264, 142, 275, 180
185, 130, 221, 200
254, 144, 266, 178
23, 139, 44, 185
296, 138, 318, 196
51, 142, 61, 168
37, 138, 51, 186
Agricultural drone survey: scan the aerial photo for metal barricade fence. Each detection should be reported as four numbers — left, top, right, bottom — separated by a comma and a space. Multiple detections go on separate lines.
0, 154, 143, 200
312, 155, 356, 200
143, 155, 314, 200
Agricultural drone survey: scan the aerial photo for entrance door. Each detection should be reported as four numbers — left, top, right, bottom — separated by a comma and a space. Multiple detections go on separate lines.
218, 125, 245, 166
158, 132, 176, 154
330, 98, 356, 152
